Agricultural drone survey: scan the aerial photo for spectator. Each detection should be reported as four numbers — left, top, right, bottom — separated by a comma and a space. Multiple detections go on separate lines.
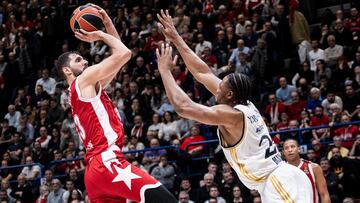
173, 8, 190, 34
47, 178, 66, 203
62, 180, 82, 203
1, 179, 15, 202
130, 115, 148, 143
176, 116, 195, 138
320, 158, 340, 203
35, 69, 56, 96
287, 91, 306, 121
68, 169, 85, 192
172, 65, 187, 87
311, 139, 328, 161
243, 25, 259, 50
195, 33, 212, 56
36, 185, 50, 203
7, 132, 23, 160
10, 174, 33, 203
322, 89, 343, 115
21, 155, 41, 180
4, 104, 21, 127
36, 126, 52, 149
328, 136, 350, 160
178, 177, 197, 202
332, 56, 354, 90
33, 140, 49, 166
306, 88, 324, 112
334, 114, 358, 148
291, 62, 314, 86
158, 111, 179, 143
196, 173, 214, 203
204, 184, 226, 203
220, 172, 237, 202
232, 185, 244, 203
263, 93, 286, 125
308, 40, 324, 71
329, 147, 360, 198
343, 84, 360, 117
275, 77, 296, 106
333, 19, 353, 47
17, 115, 34, 145
229, 39, 251, 67
234, 52, 252, 78
314, 59, 332, 86
345, 8, 360, 32
90, 40, 107, 57
67, 189, 84, 203
40, 170, 54, 191
150, 155, 175, 190
0, 159, 13, 182
142, 138, 167, 170
324, 35, 343, 68
349, 134, 360, 158
311, 106, 330, 140
235, 14, 252, 37
178, 190, 195, 203
180, 125, 205, 157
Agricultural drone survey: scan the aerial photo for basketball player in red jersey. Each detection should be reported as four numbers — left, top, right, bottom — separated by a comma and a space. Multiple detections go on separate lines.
56, 6, 177, 203
283, 139, 331, 203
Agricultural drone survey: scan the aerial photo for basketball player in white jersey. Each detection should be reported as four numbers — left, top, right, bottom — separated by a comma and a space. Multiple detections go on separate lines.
156, 10, 312, 202
283, 139, 331, 203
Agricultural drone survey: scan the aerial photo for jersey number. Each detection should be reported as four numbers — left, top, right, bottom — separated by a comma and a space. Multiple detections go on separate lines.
259, 135, 277, 159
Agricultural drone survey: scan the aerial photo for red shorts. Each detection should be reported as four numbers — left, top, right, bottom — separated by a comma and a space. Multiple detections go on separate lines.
85, 146, 160, 203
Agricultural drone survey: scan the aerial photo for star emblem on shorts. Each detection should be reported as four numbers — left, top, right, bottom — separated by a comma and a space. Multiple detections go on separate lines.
112, 164, 141, 190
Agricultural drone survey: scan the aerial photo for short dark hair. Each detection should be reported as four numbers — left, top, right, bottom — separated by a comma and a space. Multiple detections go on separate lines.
56, 51, 78, 80
284, 138, 299, 146
227, 73, 252, 105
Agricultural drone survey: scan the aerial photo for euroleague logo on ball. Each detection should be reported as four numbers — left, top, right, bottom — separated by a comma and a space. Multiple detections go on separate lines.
70, 4, 104, 33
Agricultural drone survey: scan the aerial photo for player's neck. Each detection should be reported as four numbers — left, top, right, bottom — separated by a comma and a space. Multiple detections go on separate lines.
67, 75, 76, 86
288, 158, 301, 166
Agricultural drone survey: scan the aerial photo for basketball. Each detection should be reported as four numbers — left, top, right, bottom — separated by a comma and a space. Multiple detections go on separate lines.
70, 4, 104, 33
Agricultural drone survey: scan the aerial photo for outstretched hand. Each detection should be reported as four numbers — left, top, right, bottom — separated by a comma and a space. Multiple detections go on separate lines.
156, 43, 178, 72
90, 4, 112, 26
157, 9, 179, 41
75, 29, 103, 43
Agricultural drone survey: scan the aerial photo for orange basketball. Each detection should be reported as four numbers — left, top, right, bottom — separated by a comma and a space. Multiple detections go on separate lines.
70, 4, 104, 33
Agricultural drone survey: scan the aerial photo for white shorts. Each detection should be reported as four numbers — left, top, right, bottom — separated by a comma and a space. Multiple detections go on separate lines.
259, 163, 313, 203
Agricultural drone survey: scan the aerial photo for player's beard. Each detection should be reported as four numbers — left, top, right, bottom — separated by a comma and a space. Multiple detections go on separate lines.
73, 69, 83, 77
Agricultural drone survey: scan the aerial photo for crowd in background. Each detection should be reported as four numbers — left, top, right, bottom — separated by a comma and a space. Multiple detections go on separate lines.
0, 0, 360, 203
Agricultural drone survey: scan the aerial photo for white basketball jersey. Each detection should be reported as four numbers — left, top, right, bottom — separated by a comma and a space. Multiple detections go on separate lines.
218, 101, 284, 190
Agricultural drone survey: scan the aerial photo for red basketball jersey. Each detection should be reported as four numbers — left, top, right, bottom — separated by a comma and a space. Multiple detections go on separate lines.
299, 159, 318, 203
69, 78, 124, 163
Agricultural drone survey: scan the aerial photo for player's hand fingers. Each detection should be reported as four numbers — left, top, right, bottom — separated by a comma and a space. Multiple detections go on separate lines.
161, 43, 165, 56
166, 10, 171, 18
173, 54, 178, 66
156, 48, 160, 59
165, 43, 170, 56
157, 13, 166, 26
157, 23, 165, 33
161, 9, 166, 19
75, 32, 86, 41
79, 29, 89, 35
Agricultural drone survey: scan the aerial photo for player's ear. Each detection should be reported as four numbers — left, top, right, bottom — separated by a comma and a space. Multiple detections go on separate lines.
62, 66, 72, 76
226, 90, 234, 100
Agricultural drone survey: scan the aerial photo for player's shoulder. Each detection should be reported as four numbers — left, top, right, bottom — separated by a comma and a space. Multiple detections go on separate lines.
310, 162, 321, 171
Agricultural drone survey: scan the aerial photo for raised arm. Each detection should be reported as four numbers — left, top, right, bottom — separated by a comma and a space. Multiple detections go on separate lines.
157, 10, 221, 96
91, 5, 124, 88
75, 30, 131, 88
156, 43, 241, 127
